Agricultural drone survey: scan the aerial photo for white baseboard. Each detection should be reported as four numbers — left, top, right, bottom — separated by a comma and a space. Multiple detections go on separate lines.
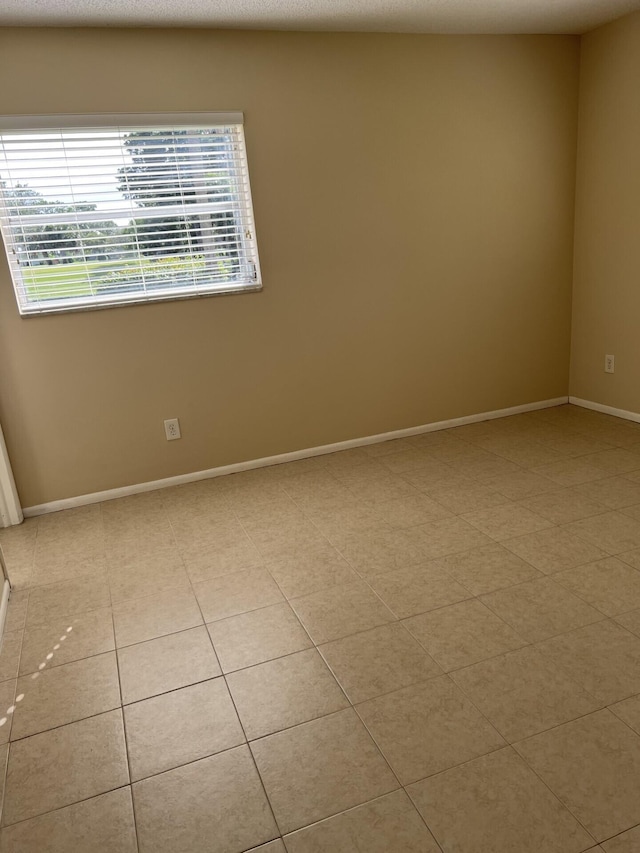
23, 396, 569, 518
569, 396, 640, 425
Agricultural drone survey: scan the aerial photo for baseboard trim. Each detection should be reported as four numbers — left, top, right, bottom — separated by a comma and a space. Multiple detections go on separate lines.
23, 395, 569, 518
569, 396, 640, 425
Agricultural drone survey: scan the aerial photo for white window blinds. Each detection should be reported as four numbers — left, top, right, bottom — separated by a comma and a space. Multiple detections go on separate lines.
0, 112, 261, 315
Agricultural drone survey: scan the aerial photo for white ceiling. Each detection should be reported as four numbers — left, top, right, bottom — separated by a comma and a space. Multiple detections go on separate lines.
1, 0, 639, 33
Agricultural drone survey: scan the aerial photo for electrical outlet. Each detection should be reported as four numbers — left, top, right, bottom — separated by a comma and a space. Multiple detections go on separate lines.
605, 355, 615, 374
164, 418, 181, 440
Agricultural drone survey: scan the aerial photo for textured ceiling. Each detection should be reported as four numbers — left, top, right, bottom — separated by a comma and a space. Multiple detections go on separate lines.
1, 0, 639, 33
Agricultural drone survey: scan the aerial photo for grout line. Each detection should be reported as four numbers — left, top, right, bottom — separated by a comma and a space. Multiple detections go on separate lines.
0, 783, 133, 832
109, 634, 140, 850
9, 700, 123, 745
508, 741, 599, 845
598, 821, 640, 847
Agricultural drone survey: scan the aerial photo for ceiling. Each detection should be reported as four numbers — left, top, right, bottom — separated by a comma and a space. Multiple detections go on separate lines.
1, 0, 639, 33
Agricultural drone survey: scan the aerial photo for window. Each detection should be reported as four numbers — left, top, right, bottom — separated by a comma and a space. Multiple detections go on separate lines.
0, 112, 261, 315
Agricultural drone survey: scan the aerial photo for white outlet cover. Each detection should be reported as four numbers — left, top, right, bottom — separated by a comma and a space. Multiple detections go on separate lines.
164, 418, 181, 440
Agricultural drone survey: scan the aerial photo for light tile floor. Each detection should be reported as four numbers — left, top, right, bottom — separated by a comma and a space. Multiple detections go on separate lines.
2, 404, 640, 851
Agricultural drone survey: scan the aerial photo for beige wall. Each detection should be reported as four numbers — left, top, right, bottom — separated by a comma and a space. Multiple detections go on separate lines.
0, 28, 580, 507
570, 11, 640, 412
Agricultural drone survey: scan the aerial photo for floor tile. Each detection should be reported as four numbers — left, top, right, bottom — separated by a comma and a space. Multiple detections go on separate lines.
485, 441, 567, 469
11, 652, 121, 740
334, 529, 427, 577
408, 747, 593, 853
0, 633, 22, 683
516, 710, 640, 842
481, 576, 603, 642
344, 473, 419, 505
113, 587, 203, 647
356, 677, 505, 784
519, 487, 609, 525
104, 528, 177, 562
0, 787, 137, 853
107, 547, 190, 603
227, 648, 348, 740
265, 546, 359, 600
26, 576, 110, 627
208, 602, 311, 673
376, 447, 437, 474
609, 694, 640, 735
563, 512, 640, 555
503, 527, 608, 574
543, 433, 614, 457
536, 620, 640, 704
0, 680, 15, 743
482, 470, 557, 500
615, 608, 640, 637
307, 503, 390, 539
2, 709, 128, 826
435, 543, 540, 595
3, 592, 28, 634
416, 517, 493, 559
117, 626, 221, 704
459, 454, 530, 481
242, 519, 328, 562
422, 479, 510, 514
619, 547, 640, 571
0, 521, 37, 580
182, 537, 266, 584
283, 789, 440, 852
30, 552, 106, 589
318, 623, 441, 703
19, 607, 115, 675
250, 708, 397, 834
133, 745, 278, 853
372, 494, 452, 528
580, 449, 640, 476
290, 582, 395, 644
403, 598, 526, 671
622, 503, 640, 522
101, 492, 167, 525
452, 645, 601, 741
577, 476, 640, 509
601, 826, 640, 853
161, 480, 232, 523
124, 678, 245, 781
581, 422, 640, 448
532, 459, 609, 487
368, 562, 471, 619
170, 517, 252, 560
279, 471, 347, 505
364, 437, 415, 457
106, 534, 175, 570
462, 504, 552, 541
401, 465, 461, 493
555, 557, 640, 616
193, 568, 284, 623
0, 742, 7, 809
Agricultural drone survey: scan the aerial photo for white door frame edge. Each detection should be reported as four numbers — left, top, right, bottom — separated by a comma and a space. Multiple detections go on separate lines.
0, 425, 22, 528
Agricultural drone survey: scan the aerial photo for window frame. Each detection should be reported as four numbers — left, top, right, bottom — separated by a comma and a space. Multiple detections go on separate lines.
0, 112, 262, 316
